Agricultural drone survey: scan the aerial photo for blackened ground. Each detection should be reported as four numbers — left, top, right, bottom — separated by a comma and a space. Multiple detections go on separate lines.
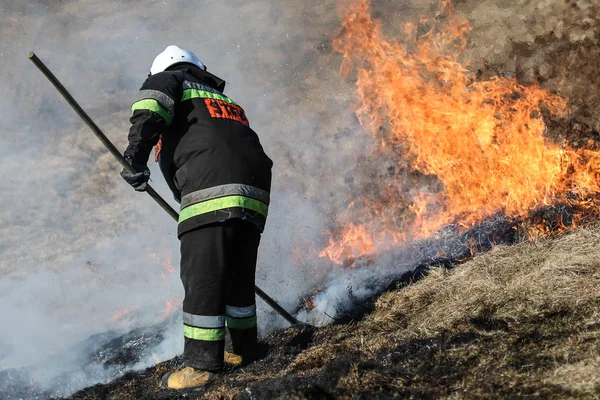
61, 226, 600, 399
0, 322, 170, 400
60, 326, 318, 400
57, 323, 597, 399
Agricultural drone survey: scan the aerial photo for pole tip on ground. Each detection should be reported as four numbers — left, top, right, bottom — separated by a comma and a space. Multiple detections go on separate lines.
28, 51, 35, 58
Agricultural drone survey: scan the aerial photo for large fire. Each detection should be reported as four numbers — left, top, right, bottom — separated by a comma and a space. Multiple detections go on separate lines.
322, 0, 600, 264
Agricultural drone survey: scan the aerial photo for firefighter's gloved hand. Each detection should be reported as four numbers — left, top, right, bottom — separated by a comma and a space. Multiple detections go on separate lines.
120, 162, 151, 192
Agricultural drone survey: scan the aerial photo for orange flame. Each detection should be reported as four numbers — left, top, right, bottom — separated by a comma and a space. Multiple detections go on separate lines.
322, 0, 600, 263
111, 307, 139, 328
151, 252, 176, 280
161, 299, 182, 319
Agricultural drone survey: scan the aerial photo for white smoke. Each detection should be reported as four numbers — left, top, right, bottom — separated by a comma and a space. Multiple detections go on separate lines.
0, 232, 178, 353
257, 190, 334, 333
297, 248, 410, 326
0, 0, 367, 397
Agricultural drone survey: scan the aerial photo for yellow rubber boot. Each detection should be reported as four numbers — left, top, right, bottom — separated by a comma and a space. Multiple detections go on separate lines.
224, 351, 242, 366
162, 367, 215, 390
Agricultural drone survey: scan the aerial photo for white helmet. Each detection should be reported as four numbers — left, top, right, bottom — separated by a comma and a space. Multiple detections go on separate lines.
149, 45, 206, 75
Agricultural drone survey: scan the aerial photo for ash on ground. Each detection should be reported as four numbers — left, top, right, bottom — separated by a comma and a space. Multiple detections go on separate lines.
0, 321, 170, 400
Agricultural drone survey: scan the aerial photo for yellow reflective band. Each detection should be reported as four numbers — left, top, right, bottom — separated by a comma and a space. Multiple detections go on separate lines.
178, 195, 268, 223
131, 99, 173, 126
183, 325, 225, 341
226, 316, 257, 330
181, 89, 238, 105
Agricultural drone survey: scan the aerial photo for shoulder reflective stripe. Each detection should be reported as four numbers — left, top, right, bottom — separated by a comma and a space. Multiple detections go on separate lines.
180, 184, 270, 210
226, 316, 257, 330
183, 80, 222, 94
181, 88, 238, 105
225, 304, 256, 318
131, 99, 173, 126
178, 196, 268, 223
183, 325, 225, 341
183, 312, 225, 328
135, 90, 175, 115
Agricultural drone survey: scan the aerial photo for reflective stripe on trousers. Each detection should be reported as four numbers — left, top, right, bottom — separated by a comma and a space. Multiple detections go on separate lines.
183, 312, 225, 341
183, 306, 257, 341
226, 304, 257, 330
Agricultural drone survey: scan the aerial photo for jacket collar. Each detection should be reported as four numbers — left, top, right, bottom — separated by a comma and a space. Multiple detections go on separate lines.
168, 64, 226, 92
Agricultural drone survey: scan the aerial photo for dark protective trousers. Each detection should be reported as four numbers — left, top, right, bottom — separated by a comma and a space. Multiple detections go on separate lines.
179, 218, 260, 371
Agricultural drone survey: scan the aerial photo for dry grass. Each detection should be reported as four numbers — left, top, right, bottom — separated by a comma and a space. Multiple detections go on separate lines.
330, 227, 600, 398
199, 225, 600, 398
335, 226, 600, 398
370, 226, 600, 341
254, 226, 600, 398
70, 225, 600, 399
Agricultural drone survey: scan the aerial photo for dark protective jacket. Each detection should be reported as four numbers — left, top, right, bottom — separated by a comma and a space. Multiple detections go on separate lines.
125, 65, 273, 237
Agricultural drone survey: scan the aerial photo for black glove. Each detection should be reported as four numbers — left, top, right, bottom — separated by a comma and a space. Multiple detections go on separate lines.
120, 161, 151, 192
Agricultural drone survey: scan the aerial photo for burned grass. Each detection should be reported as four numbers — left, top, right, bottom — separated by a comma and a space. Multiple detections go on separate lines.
64, 226, 600, 399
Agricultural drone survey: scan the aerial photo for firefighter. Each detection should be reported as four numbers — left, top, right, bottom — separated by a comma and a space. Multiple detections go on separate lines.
120, 45, 273, 389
